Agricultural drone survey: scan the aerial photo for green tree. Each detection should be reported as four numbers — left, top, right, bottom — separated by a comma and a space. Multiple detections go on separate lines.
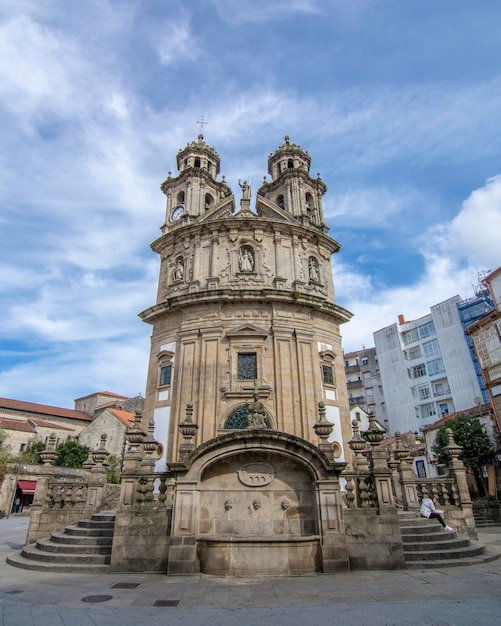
106, 454, 121, 484
54, 439, 89, 468
432, 415, 495, 496
20, 440, 46, 465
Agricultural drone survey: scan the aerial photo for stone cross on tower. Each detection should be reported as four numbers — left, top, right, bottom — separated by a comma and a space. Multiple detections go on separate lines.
197, 115, 208, 132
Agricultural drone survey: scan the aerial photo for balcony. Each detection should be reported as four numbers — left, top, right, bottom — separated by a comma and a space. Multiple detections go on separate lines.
347, 380, 363, 389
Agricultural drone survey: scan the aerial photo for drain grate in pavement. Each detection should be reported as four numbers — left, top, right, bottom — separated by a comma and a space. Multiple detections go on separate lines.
81, 595, 113, 603
112, 582, 141, 589
5, 590, 23, 595
154, 599, 180, 607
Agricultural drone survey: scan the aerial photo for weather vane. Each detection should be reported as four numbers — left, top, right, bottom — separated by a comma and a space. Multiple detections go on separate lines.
197, 115, 208, 132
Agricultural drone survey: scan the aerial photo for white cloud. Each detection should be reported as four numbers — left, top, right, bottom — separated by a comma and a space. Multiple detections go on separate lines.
337, 175, 501, 352
449, 175, 501, 270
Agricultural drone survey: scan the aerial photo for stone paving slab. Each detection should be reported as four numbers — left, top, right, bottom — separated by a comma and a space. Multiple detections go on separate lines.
1, 516, 501, 625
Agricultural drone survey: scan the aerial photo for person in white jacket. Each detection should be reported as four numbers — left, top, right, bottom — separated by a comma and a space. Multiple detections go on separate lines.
420, 496, 454, 531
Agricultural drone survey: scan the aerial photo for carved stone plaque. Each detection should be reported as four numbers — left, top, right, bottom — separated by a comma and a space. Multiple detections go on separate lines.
237, 461, 275, 487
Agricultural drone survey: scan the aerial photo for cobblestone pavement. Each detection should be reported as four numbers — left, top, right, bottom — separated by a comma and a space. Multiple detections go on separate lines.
1, 515, 500, 625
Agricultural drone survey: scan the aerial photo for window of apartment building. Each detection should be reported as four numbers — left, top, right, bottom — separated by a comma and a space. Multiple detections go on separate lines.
408, 345, 422, 360
439, 403, 450, 416
423, 338, 440, 358
419, 321, 435, 339
237, 353, 257, 380
408, 363, 426, 379
366, 387, 374, 397
427, 357, 445, 376
403, 327, 420, 345
355, 411, 361, 421
361, 357, 369, 365
322, 364, 334, 386
419, 402, 436, 419
433, 380, 450, 396
417, 383, 431, 400
363, 371, 371, 380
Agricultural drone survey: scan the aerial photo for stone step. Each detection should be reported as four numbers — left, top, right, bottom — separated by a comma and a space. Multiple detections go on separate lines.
6, 551, 111, 573
403, 543, 485, 562
64, 524, 114, 537
404, 546, 500, 569
5, 511, 116, 573
50, 530, 112, 546
403, 536, 469, 552
20, 543, 110, 565
400, 523, 444, 535
77, 519, 115, 530
36, 538, 112, 555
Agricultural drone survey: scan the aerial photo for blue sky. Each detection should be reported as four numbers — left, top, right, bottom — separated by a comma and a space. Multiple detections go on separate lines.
1, 0, 500, 408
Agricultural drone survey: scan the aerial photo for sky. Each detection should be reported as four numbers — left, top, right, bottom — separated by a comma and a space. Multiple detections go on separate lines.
1, 0, 500, 409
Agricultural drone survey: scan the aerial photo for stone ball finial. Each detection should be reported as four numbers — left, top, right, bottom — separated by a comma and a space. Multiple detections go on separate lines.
198, 133, 204, 141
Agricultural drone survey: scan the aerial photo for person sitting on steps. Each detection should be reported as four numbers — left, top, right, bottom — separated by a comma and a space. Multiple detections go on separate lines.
420, 496, 453, 531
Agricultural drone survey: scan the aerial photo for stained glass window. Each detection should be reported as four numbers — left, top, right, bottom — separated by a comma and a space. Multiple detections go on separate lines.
238, 353, 257, 380
224, 405, 272, 430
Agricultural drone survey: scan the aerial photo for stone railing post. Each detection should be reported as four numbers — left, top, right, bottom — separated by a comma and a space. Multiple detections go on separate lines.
394, 432, 420, 510
313, 401, 334, 459
178, 402, 199, 460
444, 428, 477, 537
370, 448, 395, 508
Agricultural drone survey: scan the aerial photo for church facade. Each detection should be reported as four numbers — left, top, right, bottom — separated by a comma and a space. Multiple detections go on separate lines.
127, 135, 394, 575
140, 135, 353, 466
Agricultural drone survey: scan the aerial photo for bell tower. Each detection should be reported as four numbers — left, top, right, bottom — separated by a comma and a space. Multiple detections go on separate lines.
160, 133, 233, 231
140, 136, 353, 469
257, 135, 328, 232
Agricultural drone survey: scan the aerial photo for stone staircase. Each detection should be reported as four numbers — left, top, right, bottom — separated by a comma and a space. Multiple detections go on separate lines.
398, 511, 497, 569
7, 511, 115, 573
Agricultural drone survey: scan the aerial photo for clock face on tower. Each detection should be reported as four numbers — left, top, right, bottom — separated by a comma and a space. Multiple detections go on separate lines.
171, 205, 185, 221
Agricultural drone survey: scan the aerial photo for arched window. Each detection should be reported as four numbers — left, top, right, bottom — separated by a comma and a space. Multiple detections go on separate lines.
194, 157, 201, 168
276, 194, 285, 209
224, 405, 272, 430
205, 193, 214, 210
287, 159, 293, 169
177, 191, 185, 204
305, 192, 313, 212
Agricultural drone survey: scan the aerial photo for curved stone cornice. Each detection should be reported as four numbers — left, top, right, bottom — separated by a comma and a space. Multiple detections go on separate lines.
169, 429, 346, 480
139, 287, 353, 325
151, 215, 341, 255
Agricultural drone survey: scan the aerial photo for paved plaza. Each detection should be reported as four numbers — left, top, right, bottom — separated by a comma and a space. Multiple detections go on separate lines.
1, 515, 500, 625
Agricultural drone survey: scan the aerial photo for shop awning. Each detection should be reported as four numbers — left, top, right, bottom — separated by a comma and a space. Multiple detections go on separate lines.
17, 480, 37, 494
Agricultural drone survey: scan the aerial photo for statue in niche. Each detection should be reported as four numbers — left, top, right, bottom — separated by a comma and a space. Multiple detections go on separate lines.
239, 246, 254, 272
238, 179, 251, 200
309, 257, 319, 282
173, 258, 184, 281
247, 391, 267, 429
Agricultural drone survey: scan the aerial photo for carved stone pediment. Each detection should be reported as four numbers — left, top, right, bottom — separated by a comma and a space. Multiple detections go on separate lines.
255, 195, 298, 224
226, 324, 269, 339
198, 196, 235, 222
